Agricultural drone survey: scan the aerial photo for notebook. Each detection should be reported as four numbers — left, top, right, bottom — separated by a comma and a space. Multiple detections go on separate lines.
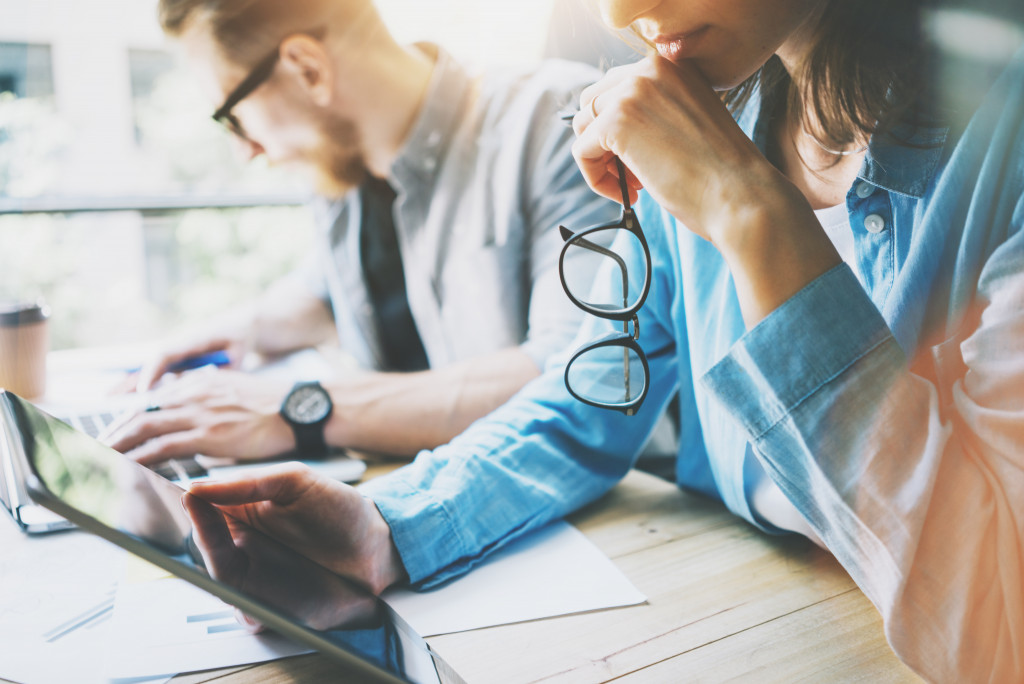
1, 390, 463, 683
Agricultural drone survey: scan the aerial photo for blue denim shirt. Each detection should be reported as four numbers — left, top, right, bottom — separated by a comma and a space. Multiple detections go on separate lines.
363, 46, 1024, 682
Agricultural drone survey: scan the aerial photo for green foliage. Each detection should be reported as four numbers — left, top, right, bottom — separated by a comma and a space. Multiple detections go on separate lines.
0, 92, 69, 197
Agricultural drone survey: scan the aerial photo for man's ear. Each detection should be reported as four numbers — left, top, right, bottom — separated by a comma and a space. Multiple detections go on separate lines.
278, 34, 334, 107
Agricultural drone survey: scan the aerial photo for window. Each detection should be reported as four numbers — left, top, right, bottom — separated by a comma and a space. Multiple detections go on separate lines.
128, 49, 176, 144
0, 42, 54, 99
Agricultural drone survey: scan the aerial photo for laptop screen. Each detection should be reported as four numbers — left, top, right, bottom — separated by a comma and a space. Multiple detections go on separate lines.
2, 391, 459, 684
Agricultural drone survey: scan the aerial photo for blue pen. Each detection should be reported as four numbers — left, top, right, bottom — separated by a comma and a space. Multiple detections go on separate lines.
166, 350, 232, 372
124, 350, 232, 374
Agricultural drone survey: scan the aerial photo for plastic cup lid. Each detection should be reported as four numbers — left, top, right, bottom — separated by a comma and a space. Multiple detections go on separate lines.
0, 301, 50, 327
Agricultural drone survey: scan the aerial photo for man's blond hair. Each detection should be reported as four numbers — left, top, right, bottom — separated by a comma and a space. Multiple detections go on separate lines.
158, 0, 374, 64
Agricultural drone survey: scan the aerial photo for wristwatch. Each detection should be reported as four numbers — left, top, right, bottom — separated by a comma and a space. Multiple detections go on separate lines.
279, 381, 333, 457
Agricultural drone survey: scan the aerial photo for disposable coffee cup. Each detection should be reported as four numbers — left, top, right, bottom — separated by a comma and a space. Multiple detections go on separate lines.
0, 300, 50, 399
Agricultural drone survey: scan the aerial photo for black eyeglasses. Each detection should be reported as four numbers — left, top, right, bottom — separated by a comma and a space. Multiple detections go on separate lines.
211, 27, 326, 142
558, 157, 651, 415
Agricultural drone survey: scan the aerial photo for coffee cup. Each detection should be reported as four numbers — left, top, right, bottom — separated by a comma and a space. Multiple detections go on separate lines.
0, 300, 50, 399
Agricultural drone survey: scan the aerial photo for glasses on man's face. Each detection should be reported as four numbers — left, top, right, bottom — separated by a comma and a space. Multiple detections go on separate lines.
211, 48, 280, 143
211, 27, 326, 143
558, 157, 651, 415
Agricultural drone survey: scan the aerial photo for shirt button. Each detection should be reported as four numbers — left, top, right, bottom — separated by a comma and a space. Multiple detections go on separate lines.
864, 214, 886, 234
855, 182, 875, 199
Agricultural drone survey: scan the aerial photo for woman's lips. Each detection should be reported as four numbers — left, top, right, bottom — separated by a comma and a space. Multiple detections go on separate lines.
653, 26, 710, 62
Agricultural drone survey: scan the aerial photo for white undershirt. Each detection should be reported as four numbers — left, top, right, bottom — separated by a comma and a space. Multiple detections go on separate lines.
748, 202, 853, 547
814, 202, 856, 275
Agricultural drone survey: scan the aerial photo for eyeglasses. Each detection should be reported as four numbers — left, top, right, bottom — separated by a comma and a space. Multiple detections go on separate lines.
211, 27, 326, 142
558, 157, 651, 415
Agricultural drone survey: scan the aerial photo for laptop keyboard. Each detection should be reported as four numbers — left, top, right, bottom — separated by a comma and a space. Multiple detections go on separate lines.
55, 410, 209, 483
64, 411, 117, 439
52, 409, 364, 485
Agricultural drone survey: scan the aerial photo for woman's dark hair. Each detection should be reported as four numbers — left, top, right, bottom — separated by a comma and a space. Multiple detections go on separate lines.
723, 1, 934, 151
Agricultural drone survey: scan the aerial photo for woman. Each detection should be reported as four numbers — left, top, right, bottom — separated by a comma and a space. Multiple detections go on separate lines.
558, 0, 1024, 680
188, 1, 1024, 681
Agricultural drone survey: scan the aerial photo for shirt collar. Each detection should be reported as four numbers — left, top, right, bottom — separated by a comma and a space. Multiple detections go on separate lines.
742, 82, 948, 200
388, 43, 472, 193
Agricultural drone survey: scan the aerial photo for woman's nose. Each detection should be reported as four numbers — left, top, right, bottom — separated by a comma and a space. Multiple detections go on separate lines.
598, 0, 661, 30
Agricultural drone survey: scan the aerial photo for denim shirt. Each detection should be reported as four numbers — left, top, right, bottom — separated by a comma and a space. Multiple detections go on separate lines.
363, 46, 1024, 682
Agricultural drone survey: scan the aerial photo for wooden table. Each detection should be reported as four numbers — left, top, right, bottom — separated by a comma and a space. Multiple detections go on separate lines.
166, 469, 921, 684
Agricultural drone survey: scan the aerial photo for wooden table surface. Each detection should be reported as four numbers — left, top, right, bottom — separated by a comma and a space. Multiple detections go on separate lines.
3, 350, 920, 682
166, 468, 921, 684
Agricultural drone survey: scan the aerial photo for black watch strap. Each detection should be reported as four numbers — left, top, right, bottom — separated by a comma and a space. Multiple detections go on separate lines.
293, 420, 328, 456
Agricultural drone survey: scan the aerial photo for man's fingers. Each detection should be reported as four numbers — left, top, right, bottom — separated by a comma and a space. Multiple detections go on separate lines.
127, 429, 209, 466
136, 356, 182, 394
136, 339, 234, 393
103, 409, 197, 453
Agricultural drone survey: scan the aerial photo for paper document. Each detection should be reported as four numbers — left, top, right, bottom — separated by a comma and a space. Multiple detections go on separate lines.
0, 521, 172, 684
103, 572, 312, 680
383, 520, 647, 636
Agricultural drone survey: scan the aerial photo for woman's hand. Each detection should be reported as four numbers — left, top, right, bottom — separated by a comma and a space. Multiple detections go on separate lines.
573, 55, 841, 327
187, 463, 407, 596
572, 55, 786, 245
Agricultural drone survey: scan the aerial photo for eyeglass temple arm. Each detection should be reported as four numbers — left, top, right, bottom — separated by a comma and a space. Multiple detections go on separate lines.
212, 26, 328, 122
613, 157, 631, 211
212, 50, 280, 121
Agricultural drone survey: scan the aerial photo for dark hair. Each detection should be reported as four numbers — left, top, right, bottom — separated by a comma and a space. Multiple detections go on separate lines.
722, 1, 936, 151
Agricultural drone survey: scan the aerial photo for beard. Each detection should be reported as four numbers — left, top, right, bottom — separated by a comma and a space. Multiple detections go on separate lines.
306, 112, 369, 199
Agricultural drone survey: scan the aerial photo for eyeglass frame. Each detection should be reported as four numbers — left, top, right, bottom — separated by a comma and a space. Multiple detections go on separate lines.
211, 26, 327, 142
557, 156, 652, 415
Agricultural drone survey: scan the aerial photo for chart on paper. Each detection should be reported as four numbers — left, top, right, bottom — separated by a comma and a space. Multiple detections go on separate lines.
104, 576, 312, 679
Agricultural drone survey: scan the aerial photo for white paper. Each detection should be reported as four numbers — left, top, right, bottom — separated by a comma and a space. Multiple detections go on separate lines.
0, 522, 172, 684
382, 521, 647, 637
103, 578, 312, 680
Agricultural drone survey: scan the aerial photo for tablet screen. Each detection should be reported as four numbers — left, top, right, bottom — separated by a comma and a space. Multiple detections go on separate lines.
4, 391, 453, 684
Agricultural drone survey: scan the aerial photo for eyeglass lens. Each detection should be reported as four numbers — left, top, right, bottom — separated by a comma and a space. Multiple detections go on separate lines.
565, 341, 647, 409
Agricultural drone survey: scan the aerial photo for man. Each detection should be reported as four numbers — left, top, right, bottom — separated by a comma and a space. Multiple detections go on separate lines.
105, 0, 617, 462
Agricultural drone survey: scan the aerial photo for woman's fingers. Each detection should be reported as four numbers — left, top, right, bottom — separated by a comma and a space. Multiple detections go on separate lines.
188, 462, 315, 507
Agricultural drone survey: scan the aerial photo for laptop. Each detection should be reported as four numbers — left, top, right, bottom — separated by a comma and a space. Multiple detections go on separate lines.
5, 348, 366, 534
3, 401, 366, 534
1, 390, 465, 684
0, 406, 76, 533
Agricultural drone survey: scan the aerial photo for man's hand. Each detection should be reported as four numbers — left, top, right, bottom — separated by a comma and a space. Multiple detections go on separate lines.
103, 369, 296, 465
134, 326, 252, 394
187, 463, 407, 595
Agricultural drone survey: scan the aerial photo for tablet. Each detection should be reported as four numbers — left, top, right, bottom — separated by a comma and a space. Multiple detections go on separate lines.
0, 390, 464, 684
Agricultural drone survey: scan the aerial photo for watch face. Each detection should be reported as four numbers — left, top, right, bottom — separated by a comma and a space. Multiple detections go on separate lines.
284, 385, 331, 425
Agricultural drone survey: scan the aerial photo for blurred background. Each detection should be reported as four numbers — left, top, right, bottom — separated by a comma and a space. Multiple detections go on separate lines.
0, 0, 633, 351
2, 1, 1022, 353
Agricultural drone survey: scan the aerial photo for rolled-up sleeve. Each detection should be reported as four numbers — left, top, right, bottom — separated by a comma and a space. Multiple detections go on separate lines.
703, 255, 1024, 683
